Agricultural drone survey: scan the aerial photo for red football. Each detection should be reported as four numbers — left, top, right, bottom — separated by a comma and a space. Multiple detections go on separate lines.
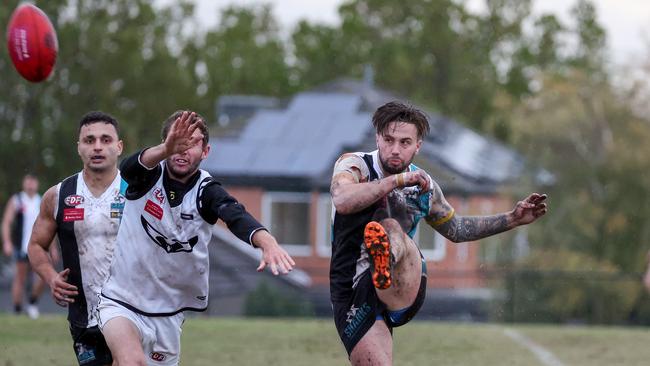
6, 3, 58, 82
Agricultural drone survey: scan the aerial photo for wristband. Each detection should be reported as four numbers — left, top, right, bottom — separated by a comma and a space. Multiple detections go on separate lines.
395, 173, 405, 187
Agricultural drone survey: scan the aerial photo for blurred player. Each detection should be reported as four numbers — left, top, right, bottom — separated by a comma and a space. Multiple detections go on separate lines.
329, 101, 548, 365
29, 111, 125, 366
98, 110, 295, 365
2, 173, 56, 318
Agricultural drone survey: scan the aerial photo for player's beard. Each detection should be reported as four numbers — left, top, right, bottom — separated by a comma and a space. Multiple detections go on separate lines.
166, 158, 201, 181
379, 155, 413, 175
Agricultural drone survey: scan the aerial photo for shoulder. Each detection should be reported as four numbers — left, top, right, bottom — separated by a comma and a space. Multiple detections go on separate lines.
41, 185, 60, 216
333, 152, 370, 183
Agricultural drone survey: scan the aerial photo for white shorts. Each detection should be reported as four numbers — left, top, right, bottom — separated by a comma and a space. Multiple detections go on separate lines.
97, 296, 185, 366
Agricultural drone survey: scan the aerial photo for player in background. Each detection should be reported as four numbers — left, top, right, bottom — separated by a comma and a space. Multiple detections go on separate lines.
329, 101, 548, 365
2, 173, 57, 318
98, 110, 295, 365
29, 111, 125, 366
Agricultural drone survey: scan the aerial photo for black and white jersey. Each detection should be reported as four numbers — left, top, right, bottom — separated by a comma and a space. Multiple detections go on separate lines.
329, 150, 433, 302
55, 172, 126, 328
101, 151, 266, 316
12, 191, 41, 254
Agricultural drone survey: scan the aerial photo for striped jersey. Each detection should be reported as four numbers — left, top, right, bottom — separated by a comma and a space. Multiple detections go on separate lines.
55, 172, 126, 327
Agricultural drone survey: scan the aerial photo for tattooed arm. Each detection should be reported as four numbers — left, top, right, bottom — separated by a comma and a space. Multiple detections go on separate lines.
426, 181, 548, 243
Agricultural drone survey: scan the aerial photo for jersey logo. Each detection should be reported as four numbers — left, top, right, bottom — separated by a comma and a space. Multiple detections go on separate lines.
180, 213, 193, 220
144, 200, 164, 220
153, 187, 165, 204
150, 352, 166, 362
64, 195, 85, 206
140, 216, 198, 253
63, 208, 84, 222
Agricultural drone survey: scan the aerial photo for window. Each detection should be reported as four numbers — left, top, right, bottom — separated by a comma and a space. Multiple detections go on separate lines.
414, 220, 447, 262
316, 194, 333, 257
262, 192, 311, 256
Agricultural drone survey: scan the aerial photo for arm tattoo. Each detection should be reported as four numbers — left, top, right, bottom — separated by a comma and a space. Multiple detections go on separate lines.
437, 213, 510, 243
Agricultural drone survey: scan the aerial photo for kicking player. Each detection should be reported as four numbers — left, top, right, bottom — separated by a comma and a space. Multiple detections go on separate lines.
98, 110, 295, 365
29, 111, 125, 366
329, 101, 548, 365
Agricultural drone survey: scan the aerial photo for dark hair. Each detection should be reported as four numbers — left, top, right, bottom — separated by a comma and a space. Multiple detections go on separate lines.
161, 110, 209, 146
78, 111, 120, 135
372, 101, 430, 139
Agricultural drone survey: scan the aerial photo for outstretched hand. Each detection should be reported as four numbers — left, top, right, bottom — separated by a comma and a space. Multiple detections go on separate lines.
252, 230, 296, 275
163, 111, 204, 155
510, 193, 548, 226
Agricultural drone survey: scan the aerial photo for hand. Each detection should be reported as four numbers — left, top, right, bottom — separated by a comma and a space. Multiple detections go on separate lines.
510, 193, 548, 226
396, 170, 430, 192
49, 268, 78, 307
163, 111, 204, 155
253, 231, 296, 275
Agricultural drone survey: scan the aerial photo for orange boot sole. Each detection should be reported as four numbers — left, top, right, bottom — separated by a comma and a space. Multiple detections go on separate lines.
364, 221, 392, 289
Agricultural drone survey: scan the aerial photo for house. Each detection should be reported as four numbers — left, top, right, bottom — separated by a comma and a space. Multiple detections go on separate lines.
202, 79, 541, 319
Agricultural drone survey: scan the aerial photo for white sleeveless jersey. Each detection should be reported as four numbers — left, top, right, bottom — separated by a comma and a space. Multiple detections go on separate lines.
55, 172, 126, 327
17, 192, 41, 253
101, 169, 215, 315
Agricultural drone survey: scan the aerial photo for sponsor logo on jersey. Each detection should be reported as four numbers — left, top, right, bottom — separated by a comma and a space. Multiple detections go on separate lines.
140, 215, 199, 253
63, 208, 84, 222
64, 195, 85, 206
113, 193, 126, 204
153, 187, 165, 204
180, 213, 194, 220
196, 295, 206, 300
150, 352, 166, 362
144, 200, 163, 220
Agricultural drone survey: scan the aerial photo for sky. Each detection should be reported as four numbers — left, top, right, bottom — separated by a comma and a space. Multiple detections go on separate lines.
181, 0, 650, 66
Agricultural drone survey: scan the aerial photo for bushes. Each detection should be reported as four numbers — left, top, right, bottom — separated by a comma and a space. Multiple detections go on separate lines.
492, 248, 643, 324
243, 281, 315, 317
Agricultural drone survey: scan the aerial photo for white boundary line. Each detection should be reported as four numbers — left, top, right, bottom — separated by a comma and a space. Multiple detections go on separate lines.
503, 328, 565, 366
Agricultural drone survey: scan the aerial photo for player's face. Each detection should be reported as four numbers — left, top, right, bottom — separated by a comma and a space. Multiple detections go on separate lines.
22, 176, 38, 195
376, 122, 421, 175
165, 128, 210, 182
77, 122, 123, 173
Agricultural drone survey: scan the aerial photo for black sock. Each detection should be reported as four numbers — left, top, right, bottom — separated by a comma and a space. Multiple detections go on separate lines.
14, 304, 22, 313
28, 296, 38, 305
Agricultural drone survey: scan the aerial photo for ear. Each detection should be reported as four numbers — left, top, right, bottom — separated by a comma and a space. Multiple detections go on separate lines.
201, 143, 211, 160
117, 140, 124, 156
415, 139, 422, 154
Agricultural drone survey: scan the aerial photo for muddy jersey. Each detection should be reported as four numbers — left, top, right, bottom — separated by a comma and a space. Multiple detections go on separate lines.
329, 150, 433, 302
55, 172, 126, 327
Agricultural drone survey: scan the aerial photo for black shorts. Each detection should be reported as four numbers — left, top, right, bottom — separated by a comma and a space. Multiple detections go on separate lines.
332, 260, 427, 356
69, 325, 113, 366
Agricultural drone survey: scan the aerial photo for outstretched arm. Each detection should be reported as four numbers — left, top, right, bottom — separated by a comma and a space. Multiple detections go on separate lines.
427, 182, 548, 243
28, 186, 78, 307
330, 154, 430, 214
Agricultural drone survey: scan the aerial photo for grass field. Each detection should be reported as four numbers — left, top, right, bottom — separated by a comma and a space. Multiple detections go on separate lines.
1, 314, 650, 365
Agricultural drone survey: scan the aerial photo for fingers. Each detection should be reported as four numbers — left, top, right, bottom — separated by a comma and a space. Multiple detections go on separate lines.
259, 253, 295, 276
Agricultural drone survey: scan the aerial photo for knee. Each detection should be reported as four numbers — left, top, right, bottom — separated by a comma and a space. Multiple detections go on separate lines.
379, 218, 402, 234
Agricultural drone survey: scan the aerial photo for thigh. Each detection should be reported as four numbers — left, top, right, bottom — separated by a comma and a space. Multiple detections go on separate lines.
377, 234, 422, 310
332, 271, 386, 357
141, 313, 185, 366
350, 320, 392, 366
97, 297, 147, 365
69, 325, 113, 366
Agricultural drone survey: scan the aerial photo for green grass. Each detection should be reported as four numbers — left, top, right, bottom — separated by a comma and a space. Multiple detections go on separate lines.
1, 314, 650, 365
